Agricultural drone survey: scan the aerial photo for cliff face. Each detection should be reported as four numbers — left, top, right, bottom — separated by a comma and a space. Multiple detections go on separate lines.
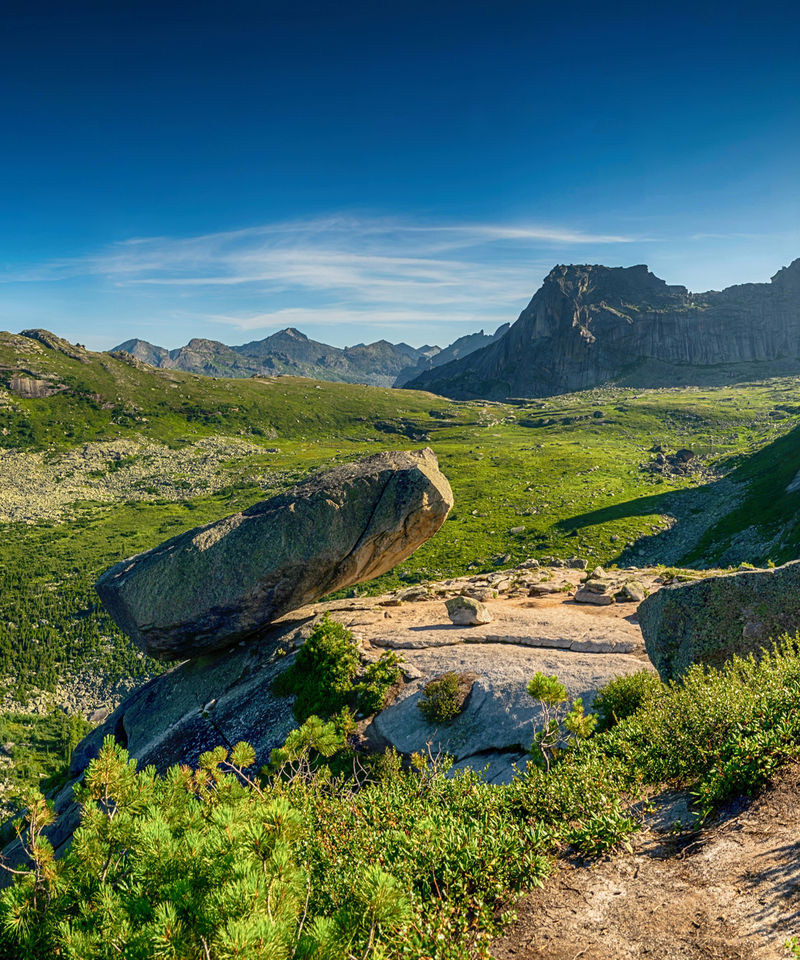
408, 260, 800, 399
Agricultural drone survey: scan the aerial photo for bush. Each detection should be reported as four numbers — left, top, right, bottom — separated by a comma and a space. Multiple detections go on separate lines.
417, 672, 465, 723
592, 670, 663, 732
526, 672, 597, 771
273, 614, 402, 721
601, 634, 800, 816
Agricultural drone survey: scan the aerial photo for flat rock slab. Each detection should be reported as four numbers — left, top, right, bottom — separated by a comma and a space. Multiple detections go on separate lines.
639, 559, 800, 680
337, 596, 644, 655
95, 448, 453, 659
368, 643, 650, 784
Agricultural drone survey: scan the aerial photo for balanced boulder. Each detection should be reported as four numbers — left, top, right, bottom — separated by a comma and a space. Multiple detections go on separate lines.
96, 448, 453, 659
639, 561, 800, 681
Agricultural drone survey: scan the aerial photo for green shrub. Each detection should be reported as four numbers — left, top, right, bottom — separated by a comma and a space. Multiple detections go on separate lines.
418, 672, 464, 723
0, 736, 412, 960
526, 672, 596, 771
592, 670, 663, 732
272, 614, 402, 721
601, 634, 800, 816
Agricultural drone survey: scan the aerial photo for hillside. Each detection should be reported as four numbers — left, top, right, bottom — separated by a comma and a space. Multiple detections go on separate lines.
114, 327, 442, 386
3, 328, 800, 956
408, 259, 800, 399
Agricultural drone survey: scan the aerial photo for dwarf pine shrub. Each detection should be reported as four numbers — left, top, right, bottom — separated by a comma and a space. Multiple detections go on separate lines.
417, 671, 464, 723
272, 614, 402, 721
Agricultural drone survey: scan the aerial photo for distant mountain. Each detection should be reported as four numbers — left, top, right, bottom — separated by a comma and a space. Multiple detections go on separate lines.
393, 323, 510, 386
111, 328, 440, 386
112, 326, 500, 388
406, 260, 800, 399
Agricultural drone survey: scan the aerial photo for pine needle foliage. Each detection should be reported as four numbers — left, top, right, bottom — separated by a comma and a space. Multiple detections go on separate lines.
272, 615, 401, 721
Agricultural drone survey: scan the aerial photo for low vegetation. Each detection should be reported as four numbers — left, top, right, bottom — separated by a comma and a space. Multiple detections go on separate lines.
6, 332, 800, 714
417, 672, 467, 724
4, 631, 800, 958
271, 615, 402, 722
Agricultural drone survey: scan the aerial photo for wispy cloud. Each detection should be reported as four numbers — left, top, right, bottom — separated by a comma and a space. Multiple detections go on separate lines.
0, 214, 641, 343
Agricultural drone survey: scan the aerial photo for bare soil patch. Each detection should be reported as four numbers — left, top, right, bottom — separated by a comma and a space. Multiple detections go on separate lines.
491, 763, 800, 960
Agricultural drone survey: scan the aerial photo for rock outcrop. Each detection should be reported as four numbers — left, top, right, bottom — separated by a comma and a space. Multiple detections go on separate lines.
96, 449, 453, 659
407, 259, 800, 399
3, 559, 661, 865
638, 560, 800, 680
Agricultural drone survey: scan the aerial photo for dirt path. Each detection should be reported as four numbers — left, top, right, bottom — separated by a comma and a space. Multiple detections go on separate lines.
491, 764, 800, 960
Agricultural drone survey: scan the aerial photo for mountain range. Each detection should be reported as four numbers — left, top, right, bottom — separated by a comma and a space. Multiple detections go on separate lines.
112, 323, 509, 388
406, 259, 800, 399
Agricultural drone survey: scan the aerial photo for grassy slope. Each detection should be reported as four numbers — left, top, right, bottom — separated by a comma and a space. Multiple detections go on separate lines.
3, 331, 800, 780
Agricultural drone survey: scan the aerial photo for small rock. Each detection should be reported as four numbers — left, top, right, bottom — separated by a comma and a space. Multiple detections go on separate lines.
396, 586, 432, 602
617, 579, 645, 603
566, 557, 589, 570
509, 526, 525, 535
445, 596, 493, 626
574, 588, 614, 605
461, 586, 496, 602
518, 558, 540, 569
528, 584, 561, 597
582, 579, 611, 594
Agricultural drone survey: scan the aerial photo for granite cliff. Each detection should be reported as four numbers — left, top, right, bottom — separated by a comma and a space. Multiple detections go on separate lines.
408, 259, 800, 399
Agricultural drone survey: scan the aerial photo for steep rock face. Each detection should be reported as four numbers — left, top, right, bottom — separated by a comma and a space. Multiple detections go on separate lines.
96, 449, 454, 659
408, 260, 800, 399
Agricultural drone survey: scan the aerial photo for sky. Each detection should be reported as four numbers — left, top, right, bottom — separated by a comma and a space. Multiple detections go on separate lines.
0, 0, 799, 351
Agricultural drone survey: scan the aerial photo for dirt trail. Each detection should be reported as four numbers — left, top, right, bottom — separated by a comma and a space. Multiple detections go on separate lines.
491, 764, 800, 960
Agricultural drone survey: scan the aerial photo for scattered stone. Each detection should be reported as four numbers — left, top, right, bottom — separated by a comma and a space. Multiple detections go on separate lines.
574, 581, 614, 605
396, 586, 432, 603
617, 579, 645, 603
461, 586, 496, 602
445, 596, 493, 625
510, 526, 525, 535
491, 553, 512, 566
528, 583, 562, 597
566, 557, 589, 570
96, 448, 454, 659
518, 558, 540, 569
582, 579, 611, 594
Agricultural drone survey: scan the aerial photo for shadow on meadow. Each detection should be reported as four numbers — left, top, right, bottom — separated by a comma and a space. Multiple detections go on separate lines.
556, 423, 800, 567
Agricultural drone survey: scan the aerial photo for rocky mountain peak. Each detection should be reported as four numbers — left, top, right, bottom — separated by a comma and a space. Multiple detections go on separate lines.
770, 257, 800, 287
539, 263, 688, 308
407, 258, 800, 400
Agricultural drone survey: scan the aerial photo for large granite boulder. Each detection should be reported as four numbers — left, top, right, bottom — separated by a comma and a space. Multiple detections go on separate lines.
638, 561, 800, 681
96, 448, 453, 659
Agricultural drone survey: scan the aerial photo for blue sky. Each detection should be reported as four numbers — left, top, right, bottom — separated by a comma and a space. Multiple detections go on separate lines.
1, 0, 799, 350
